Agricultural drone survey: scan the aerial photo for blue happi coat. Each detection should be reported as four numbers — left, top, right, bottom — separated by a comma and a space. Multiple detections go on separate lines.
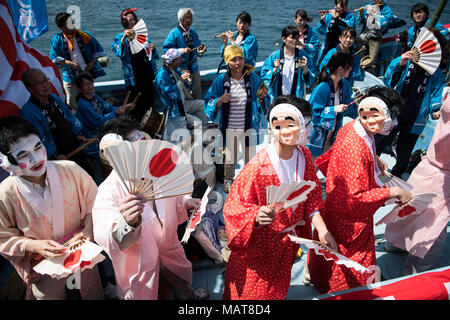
111, 32, 159, 87
163, 26, 202, 73
382, 57, 445, 135
307, 79, 354, 156
49, 31, 106, 83
407, 19, 449, 48
260, 47, 315, 104
20, 94, 83, 158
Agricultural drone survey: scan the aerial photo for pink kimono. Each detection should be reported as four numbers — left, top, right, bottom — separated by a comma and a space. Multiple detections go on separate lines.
0, 161, 103, 299
92, 170, 192, 300
385, 93, 450, 260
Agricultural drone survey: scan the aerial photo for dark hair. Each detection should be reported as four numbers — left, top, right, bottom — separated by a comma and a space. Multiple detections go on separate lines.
0, 116, 40, 165
335, 0, 348, 8
99, 118, 142, 141
411, 3, 429, 19
21, 68, 42, 89
55, 12, 71, 28
120, 8, 138, 29
236, 11, 251, 25
295, 9, 313, 23
267, 95, 312, 122
75, 72, 94, 89
340, 26, 356, 39
362, 85, 404, 120
317, 51, 353, 84
281, 25, 299, 39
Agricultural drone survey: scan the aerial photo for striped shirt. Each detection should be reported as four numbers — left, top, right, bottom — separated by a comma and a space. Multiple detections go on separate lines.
227, 78, 247, 129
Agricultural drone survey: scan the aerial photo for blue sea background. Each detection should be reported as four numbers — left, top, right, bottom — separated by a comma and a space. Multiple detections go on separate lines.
31, 0, 450, 82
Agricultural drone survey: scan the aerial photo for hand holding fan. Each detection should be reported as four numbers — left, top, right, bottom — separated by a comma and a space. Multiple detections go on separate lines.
33, 239, 105, 279
375, 192, 437, 225
266, 181, 316, 213
410, 28, 442, 75
102, 139, 195, 227
130, 19, 148, 54
379, 171, 413, 192
288, 235, 370, 273
181, 185, 213, 244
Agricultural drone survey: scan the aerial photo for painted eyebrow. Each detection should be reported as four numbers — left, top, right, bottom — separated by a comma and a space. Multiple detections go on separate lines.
370, 108, 379, 112
271, 116, 278, 123
285, 116, 295, 121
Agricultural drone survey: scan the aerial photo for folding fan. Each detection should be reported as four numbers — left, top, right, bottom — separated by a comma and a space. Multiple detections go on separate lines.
130, 19, 148, 54
288, 235, 370, 274
102, 139, 195, 227
375, 192, 437, 226
266, 181, 316, 213
410, 27, 442, 75
379, 171, 413, 192
33, 239, 105, 279
181, 185, 213, 244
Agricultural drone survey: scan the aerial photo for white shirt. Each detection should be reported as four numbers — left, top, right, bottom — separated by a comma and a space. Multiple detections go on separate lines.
69, 38, 87, 71
281, 54, 295, 95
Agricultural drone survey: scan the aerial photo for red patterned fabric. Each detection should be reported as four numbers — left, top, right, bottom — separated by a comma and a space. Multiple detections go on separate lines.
309, 120, 391, 293
222, 145, 324, 300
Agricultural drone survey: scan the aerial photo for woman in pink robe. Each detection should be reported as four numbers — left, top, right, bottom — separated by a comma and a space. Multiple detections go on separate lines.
385, 88, 450, 274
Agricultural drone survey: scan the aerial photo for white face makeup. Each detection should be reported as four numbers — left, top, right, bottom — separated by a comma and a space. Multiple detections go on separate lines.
270, 104, 306, 146
358, 97, 396, 136
8, 135, 47, 177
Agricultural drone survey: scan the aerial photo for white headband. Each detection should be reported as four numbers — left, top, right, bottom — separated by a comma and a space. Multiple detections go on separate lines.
358, 96, 391, 121
269, 103, 306, 129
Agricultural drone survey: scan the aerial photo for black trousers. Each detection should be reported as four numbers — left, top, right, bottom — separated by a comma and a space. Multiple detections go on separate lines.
375, 124, 419, 178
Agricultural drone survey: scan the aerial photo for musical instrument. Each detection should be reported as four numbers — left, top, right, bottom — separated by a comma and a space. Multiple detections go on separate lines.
97, 56, 110, 67
354, 3, 382, 11
131, 92, 142, 105
214, 30, 239, 39
276, 43, 279, 60
296, 56, 308, 69
195, 44, 207, 54
353, 45, 366, 57
256, 82, 269, 99
141, 107, 167, 139
360, 55, 373, 68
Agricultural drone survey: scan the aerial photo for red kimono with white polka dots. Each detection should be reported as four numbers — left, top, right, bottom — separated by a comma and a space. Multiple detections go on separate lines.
222, 145, 324, 300
309, 120, 390, 294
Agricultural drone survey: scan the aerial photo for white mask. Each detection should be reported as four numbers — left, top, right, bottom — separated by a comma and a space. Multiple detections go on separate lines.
7, 135, 47, 177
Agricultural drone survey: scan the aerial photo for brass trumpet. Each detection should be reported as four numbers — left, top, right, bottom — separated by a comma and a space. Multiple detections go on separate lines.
214, 30, 239, 39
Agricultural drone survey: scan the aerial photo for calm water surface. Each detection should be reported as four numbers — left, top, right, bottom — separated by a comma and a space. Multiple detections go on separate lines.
31, 0, 450, 81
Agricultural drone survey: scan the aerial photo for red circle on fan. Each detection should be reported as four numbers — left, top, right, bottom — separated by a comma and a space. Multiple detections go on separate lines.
150, 148, 178, 177
64, 249, 82, 269
137, 34, 147, 44
420, 40, 436, 54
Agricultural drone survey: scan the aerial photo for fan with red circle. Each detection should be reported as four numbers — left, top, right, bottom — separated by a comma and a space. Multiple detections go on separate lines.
102, 139, 195, 227
410, 28, 442, 75
33, 239, 105, 280
130, 19, 148, 54
266, 180, 316, 213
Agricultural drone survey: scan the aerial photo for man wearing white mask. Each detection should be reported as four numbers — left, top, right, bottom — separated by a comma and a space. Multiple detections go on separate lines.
222, 95, 336, 300
309, 85, 412, 294
0, 116, 103, 300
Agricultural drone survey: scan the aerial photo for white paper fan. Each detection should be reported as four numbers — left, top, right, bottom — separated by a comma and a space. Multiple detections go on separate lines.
379, 172, 413, 192
288, 235, 370, 274
181, 185, 213, 244
375, 192, 437, 225
130, 19, 148, 54
102, 139, 195, 226
266, 181, 316, 213
411, 27, 442, 75
33, 240, 105, 279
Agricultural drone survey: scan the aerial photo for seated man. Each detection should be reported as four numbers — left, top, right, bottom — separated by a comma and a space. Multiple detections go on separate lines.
155, 48, 207, 142
20, 68, 92, 175
0, 116, 104, 300
92, 118, 209, 300
50, 12, 106, 110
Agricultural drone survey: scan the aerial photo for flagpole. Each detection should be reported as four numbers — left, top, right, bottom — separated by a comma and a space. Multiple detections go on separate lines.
428, 0, 448, 29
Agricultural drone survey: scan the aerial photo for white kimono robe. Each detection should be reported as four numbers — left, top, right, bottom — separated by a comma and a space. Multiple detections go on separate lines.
0, 161, 103, 299
92, 170, 192, 300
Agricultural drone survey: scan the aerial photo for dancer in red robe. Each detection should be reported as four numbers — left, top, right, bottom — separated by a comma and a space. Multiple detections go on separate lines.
309, 86, 412, 293
222, 95, 337, 300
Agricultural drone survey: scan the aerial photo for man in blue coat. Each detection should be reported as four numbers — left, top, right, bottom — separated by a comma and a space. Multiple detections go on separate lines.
376, 28, 446, 178
163, 8, 204, 99
20, 68, 93, 175
49, 12, 106, 110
